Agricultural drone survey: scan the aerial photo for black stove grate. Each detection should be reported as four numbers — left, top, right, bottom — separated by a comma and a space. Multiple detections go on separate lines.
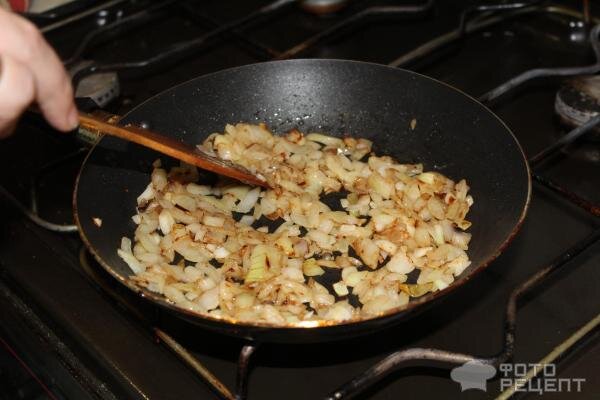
72, 108, 600, 399
1, 1, 599, 399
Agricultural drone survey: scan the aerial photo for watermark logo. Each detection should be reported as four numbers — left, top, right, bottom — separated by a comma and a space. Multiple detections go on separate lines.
499, 363, 585, 395
450, 360, 496, 391
450, 362, 586, 394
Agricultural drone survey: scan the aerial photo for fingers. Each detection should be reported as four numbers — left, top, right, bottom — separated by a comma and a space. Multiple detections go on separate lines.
16, 20, 78, 131
0, 9, 78, 135
0, 54, 35, 138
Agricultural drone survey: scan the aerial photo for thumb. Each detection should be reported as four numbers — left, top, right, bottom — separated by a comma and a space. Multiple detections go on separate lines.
0, 53, 35, 138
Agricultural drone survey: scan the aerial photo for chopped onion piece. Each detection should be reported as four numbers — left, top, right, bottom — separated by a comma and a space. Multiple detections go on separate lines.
375, 239, 397, 254
362, 295, 397, 315
151, 168, 168, 191
345, 271, 368, 287
203, 215, 225, 227
164, 286, 186, 303
236, 187, 261, 213
430, 224, 445, 246
303, 258, 325, 276
158, 210, 175, 234
173, 194, 196, 211
223, 185, 250, 200
245, 245, 268, 283
399, 282, 433, 297
368, 172, 393, 199
239, 215, 255, 226
235, 292, 255, 309
306, 133, 344, 147
341, 266, 358, 281
333, 281, 349, 296
433, 279, 449, 291
121, 123, 474, 325
213, 246, 230, 259
324, 301, 354, 320
186, 183, 212, 195
417, 172, 436, 184
137, 183, 155, 205
352, 238, 379, 269
198, 287, 219, 310
117, 248, 144, 274
386, 251, 414, 274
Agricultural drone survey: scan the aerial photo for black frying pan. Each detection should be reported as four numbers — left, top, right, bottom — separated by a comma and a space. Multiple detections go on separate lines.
74, 59, 531, 343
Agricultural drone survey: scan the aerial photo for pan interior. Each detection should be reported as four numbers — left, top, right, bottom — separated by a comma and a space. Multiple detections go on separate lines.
75, 59, 530, 330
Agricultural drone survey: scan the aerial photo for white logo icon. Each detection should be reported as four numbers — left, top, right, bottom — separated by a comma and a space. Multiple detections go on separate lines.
450, 360, 496, 392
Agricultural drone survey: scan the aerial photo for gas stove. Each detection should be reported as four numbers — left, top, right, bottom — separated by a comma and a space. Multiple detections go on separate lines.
0, 1, 599, 399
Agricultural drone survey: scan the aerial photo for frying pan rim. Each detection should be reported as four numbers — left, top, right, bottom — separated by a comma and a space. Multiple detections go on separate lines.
73, 58, 532, 331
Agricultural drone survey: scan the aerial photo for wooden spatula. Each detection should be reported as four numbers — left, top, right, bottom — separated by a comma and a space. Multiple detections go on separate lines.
78, 111, 269, 188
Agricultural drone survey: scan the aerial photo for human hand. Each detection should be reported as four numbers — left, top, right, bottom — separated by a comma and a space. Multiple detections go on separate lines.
0, 7, 78, 138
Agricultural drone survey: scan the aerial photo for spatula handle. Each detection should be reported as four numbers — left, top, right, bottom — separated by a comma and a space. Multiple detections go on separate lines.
78, 111, 269, 188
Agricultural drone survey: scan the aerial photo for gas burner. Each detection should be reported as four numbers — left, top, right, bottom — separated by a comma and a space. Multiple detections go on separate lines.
555, 75, 600, 139
300, 0, 348, 15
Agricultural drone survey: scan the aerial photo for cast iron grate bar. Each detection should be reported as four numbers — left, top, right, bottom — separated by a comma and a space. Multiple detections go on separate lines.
77, 248, 235, 400
0, 144, 87, 233
236, 345, 257, 400
495, 311, 600, 399
387, 2, 600, 217
62, 0, 279, 67
527, 114, 600, 217
456, 1, 546, 39
388, 4, 598, 68
327, 228, 600, 399
71, 0, 296, 86
479, 24, 600, 105
529, 114, 600, 166
62, 0, 176, 67
72, 111, 600, 399
0, 183, 78, 233
5, 0, 295, 232
29, 148, 88, 220
154, 329, 235, 400
22, 0, 113, 25
532, 173, 600, 217
177, 3, 281, 60
0, 278, 120, 400
323, 109, 600, 398
274, 0, 435, 60
2, 1, 598, 398
388, 1, 545, 68
39, 0, 130, 34
75, 224, 600, 399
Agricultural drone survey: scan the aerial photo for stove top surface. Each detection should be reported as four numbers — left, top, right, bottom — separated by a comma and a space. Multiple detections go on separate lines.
0, 1, 599, 399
